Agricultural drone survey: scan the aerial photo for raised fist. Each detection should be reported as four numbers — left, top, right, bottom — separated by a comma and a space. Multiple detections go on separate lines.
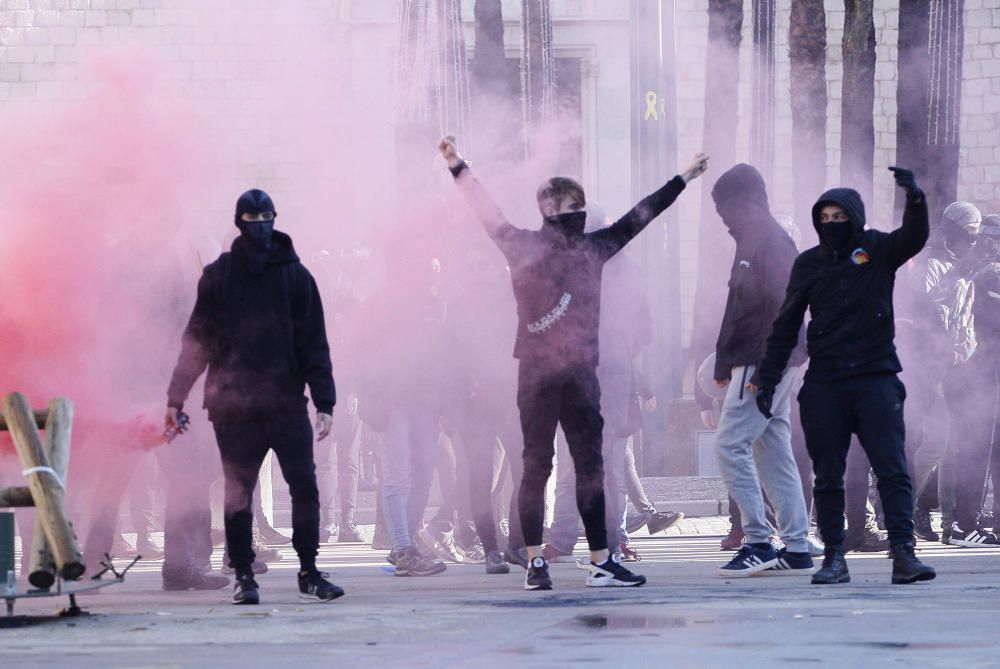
889, 166, 920, 198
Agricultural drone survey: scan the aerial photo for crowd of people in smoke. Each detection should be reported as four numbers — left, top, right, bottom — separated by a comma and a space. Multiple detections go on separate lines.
5, 135, 1000, 604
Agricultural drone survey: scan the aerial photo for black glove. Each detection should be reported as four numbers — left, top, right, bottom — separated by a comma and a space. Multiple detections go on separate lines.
889, 166, 921, 200
755, 386, 774, 419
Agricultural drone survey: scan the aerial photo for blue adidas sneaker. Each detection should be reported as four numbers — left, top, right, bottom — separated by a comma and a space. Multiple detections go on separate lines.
766, 548, 815, 575
717, 543, 778, 578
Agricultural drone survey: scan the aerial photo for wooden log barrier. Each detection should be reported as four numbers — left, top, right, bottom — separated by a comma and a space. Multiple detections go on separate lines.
0, 486, 34, 507
28, 398, 75, 588
0, 409, 49, 431
2, 392, 84, 580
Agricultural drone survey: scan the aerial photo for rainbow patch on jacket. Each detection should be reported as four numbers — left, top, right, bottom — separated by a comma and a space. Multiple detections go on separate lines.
850, 248, 870, 265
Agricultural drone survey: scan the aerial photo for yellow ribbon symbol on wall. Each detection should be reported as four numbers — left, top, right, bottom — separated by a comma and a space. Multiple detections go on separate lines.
644, 91, 659, 120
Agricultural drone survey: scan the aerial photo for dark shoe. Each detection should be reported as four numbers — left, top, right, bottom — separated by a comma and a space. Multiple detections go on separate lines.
337, 521, 364, 543
844, 527, 890, 553
890, 542, 936, 584
940, 522, 953, 545
625, 510, 656, 534
765, 548, 815, 576
717, 543, 779, 578
504, 546, 529, 570
646, 510, 684, 535
948, 524, 1000, 547
811, 545, 850, 584
252, 532, 282, 564
485, 550, 510, 575
524, 556, 553, 590
394, 546, 447, 577
386, 547, 403, 566
587, 552, 646, 587
232, 573, 260, 605
256, 523, 292, 545
298, 569, 345, 601
720, 526, 745, 551
162, 566, 230, 591
462, 538, 486, 564
913, 509, 939, 543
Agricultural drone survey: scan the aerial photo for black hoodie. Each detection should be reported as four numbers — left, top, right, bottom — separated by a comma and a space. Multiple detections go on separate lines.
753, 187, 929, 389
710, 164, 805, 383
167, 230, 336, 419
454, 166, 687, 369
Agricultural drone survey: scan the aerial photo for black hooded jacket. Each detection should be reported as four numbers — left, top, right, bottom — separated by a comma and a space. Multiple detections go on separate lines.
711, 164, 805, 382
454, 166, 687, 369
167, 231, 336, 419
753, 187, 929, 389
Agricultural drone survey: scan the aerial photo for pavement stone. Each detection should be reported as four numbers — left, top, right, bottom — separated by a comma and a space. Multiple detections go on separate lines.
3, 518, 999, 668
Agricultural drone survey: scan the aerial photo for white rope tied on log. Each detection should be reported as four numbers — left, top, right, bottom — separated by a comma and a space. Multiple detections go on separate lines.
21, 466, 65, 490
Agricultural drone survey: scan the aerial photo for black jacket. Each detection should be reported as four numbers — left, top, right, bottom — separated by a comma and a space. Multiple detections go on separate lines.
167, 231, 336, 419
754, 187, 929, 389
711, 165, 804, 383
455, 167, 686, 369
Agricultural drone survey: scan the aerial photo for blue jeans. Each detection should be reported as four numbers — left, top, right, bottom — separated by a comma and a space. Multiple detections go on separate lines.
380, 408, 440, 550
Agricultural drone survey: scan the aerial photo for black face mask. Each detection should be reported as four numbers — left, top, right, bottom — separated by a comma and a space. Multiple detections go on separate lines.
544, 211, 587, 236
820, 220, 853, 251
242, 221, 274, 251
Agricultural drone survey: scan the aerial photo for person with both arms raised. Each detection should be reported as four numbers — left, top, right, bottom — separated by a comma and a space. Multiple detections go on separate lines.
166, 189, 345, 604
750, 168, 936, 585
439, 134, 708, 590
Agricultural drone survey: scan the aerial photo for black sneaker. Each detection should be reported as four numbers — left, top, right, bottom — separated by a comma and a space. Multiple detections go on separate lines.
162, 566, 229, 591
394, 546, 447, 577
811, 544, 850, 584
485, 550, 510, 575
890, 542, 936, 584
524, 556, 553, 590
587, 552, 646, 587
948, 524, 1000, 548
298, 569, 345, 601
504, 546, 529, 570
646, 510, 685, 535
337, 522, 364, 543
232, 573, 260, 605
717, 543, 778, 578
940, 522, 953, 545
844, 526, 890, 553
913, 508, 939, 542
765, 548, 815, 575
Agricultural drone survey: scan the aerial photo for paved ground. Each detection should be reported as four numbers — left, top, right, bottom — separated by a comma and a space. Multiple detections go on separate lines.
4, 517, 1000, 669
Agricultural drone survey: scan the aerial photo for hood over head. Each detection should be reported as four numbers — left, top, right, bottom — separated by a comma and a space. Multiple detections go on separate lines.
711, 163, 772, 236
812, 188, 866, 252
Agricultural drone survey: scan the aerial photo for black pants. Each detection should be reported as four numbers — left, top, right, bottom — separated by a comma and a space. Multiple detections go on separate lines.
458, 403, 525, 553
517, 363, 607, 551
944, 361, 999, 530
213, 410, 319, 572
798, 373, 914, 547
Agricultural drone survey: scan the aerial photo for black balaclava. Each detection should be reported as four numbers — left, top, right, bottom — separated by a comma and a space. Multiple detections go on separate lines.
235, 189, 277, 253
811, 188, 866, 255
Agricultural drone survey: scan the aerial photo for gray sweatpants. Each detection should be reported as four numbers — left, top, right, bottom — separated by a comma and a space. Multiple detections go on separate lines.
714, 365, 809, 553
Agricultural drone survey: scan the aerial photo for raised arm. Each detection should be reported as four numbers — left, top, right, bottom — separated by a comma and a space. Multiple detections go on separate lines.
591, 153, 709, 260
888, 166, 930, 268
439, 136, 510, 239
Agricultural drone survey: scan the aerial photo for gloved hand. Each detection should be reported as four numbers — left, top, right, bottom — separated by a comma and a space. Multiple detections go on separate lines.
889, 166, 921, 200
755, 386, 775, 419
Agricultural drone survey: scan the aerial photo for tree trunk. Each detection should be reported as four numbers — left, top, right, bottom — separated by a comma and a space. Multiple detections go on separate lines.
690, 0, 743, 407
895, 1, 931, 221
789, 0, 827, 243
841, 0, 876, 213
750, 0, 776, 182
926, 0, 965, 218
520, 0, 555, 155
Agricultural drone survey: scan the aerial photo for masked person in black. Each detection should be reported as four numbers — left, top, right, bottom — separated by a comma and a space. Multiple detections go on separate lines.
751, 168, 936, 585
165, 189, 344, 605
439, 135, 708, 590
